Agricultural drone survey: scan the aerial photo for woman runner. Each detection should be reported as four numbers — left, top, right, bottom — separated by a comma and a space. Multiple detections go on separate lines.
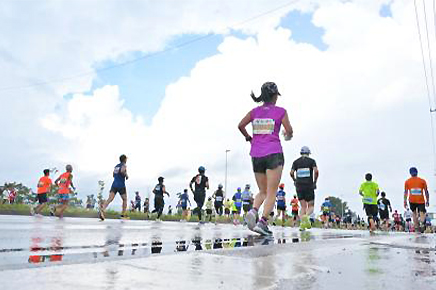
239, 82, 293, 235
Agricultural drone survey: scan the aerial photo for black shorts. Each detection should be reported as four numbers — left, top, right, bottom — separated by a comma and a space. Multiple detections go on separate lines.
252, 153, 284, 173
232, 208, 241, 214
406, 218, 412, 222
364, 204, 378, 218
194, 191, 206, 207
379, 210, 389, 220
181, 204, 187, 211
292, 210, 298, 216
206, 209, 212, 215
225, 208, 230, 215
322, 212, 330, 217
37, 193, 48, 204
277, 204, 286, 211
243, 204, 252, 212
110, 187, 127, 196
296, 186, 315, 202
410, 203, 426, 213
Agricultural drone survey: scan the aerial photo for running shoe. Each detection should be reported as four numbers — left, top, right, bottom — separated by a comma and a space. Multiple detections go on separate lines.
245, 209, 258, 231
253, 220, 273, 236
50, 208, 56, 217
120, 215, 130, 220
98, 209, 105, 221
30, 205, 35, 216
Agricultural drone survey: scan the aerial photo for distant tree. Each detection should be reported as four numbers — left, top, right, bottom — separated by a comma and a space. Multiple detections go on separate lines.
0, 182, 32, 204
97, 180, 105, 207
326, 196, 349, 217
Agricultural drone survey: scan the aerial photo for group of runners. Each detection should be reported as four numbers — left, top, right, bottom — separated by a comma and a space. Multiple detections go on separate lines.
30, 81, 431, 236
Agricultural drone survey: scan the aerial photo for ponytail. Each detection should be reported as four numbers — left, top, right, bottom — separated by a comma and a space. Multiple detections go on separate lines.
250, 91, 262, 103
250, 91, 274, 103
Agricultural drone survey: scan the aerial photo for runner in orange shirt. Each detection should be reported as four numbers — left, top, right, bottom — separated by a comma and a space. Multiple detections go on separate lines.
34, 169, 52, 215
53, 165, 75, 218
290, 195, 299, 227
404, 167, 429, 233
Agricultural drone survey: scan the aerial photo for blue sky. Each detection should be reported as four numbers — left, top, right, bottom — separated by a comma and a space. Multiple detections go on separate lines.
87, 10, 326, 125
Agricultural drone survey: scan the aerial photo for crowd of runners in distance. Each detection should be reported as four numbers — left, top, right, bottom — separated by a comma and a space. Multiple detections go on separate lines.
29, 82, 432, 236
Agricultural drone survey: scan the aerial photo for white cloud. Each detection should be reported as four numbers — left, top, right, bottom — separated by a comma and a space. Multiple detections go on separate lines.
1, 0, 435, 215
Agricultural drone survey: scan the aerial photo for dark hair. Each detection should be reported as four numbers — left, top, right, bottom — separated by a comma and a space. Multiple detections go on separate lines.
251, 82, 280, 103
158, 176, 164, 182
43, 169, 50, 176
120, 154, 127, 163
381, 191, 386, 197
365, 173, 372, 181
251, 90, 275, 103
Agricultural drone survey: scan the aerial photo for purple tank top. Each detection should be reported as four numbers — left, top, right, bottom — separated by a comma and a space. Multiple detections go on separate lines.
250, 104, 286, 158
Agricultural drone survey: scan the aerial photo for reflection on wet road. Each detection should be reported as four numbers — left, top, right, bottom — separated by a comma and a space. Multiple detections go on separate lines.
1, 215, 436, 290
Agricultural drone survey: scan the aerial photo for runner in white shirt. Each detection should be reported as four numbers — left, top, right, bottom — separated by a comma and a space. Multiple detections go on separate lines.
404, 208, 413, 232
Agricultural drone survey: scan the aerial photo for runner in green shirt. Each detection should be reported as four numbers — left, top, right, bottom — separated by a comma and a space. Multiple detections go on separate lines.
359, 173, 380, 233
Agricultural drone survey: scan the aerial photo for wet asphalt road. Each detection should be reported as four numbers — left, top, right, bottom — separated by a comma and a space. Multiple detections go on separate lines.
0, 215, 436, 290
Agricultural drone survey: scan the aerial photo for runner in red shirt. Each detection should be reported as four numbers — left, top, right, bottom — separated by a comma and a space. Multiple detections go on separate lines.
392, 210, 401, 231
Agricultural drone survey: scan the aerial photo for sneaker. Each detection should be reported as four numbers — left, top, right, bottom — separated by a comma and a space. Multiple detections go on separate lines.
120, 215, 130, 220
253, 220, 273, 236
245, 209, 258, 231
98, 209, 105, 221
30, 206, 35, 216
50, 208, 56, 217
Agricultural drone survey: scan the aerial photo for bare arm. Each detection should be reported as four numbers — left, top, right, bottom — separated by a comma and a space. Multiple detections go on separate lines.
404, 190, 408, 208
290, 169, 296, 182
189, 179, 195, 194
281, 111, 293, 139
206, 180, 209, 190
313, 167, 319, 184
425, 188, 430, 206
238, 111, 252, 141
163, 185, 170, 197
54, 176, 61, 186
121, 165, 128, 179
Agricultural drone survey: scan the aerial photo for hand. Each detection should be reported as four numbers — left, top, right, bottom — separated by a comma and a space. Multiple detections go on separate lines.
426, 201, 429, 207
282, 130, 293, 141
313, 183, 317, 190
404, 201, 407, 209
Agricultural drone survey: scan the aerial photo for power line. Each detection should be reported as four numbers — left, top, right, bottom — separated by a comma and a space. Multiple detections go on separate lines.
0, 0, 300, 92
414, 0, 436, 174
422, 0, 436, 106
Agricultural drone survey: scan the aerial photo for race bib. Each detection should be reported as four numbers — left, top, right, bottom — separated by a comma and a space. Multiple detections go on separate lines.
410, 188, 422, 195
216, 196, 223, 202
296, 168, 311, 178
378, 203, 386, 211
253, 119, 275, 134
363, 197, 373, 203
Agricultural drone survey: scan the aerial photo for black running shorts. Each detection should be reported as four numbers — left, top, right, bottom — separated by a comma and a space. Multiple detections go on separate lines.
296, 186, 315, 202
379, 210, 389, 220
243, 204, 252, 213
410, 202, 426, 213
37, 193, 48, 204
277, 204, 286, 211
206, 209, 212, 215
110, 187, 127, 196
252, 153, 284, 174
364, 204, 378, 218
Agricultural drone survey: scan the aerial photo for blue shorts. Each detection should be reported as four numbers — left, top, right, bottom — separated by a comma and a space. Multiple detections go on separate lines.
58, 194, 69, 201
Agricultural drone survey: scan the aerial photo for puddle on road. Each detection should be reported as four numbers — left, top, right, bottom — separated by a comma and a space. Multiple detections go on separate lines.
0, 230, 363, 270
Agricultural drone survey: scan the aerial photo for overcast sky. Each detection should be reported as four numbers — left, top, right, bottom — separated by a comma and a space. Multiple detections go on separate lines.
1, 0, 435, 216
